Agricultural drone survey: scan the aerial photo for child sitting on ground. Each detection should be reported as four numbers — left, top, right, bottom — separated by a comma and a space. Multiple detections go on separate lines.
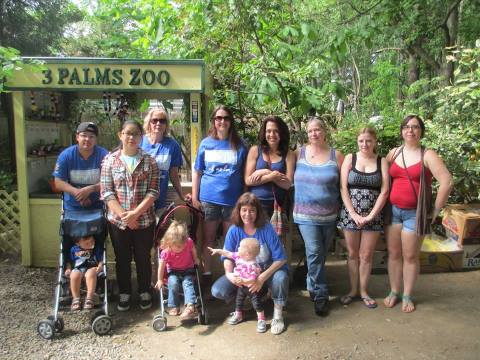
64, 235, 103, 311
155, 220, 200, 321
209, 237, 267, 333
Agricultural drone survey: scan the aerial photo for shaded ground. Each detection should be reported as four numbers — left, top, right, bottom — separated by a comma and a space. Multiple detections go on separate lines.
1, 254, 479, 360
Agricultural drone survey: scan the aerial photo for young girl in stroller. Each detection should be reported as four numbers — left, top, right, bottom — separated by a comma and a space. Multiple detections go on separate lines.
155, 220, 200, 321
65, 235, 104, 311
209, 237, 268, 333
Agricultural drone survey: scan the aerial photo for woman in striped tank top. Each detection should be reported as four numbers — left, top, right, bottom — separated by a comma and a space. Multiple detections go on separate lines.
293, 117, 344, 317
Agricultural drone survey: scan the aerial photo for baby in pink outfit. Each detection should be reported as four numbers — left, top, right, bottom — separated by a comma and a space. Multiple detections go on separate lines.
209, 237, 267, 333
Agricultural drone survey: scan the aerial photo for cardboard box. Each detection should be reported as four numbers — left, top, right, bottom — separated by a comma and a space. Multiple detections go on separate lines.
442, 204, 480, 245
371, 250, 388, 274
420, 235, 463, 273
462, 244, 480, 269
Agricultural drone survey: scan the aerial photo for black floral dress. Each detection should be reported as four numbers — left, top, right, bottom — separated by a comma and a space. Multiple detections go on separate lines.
338, 154, 383, 231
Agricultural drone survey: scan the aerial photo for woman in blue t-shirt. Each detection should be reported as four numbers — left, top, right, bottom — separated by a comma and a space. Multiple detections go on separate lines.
245, 115, 295, 218
140, 109, 186, 215
211, 192, 288, 335
192, 105, 247, 289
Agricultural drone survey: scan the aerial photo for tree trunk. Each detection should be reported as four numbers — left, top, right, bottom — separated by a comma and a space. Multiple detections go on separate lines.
442, 2, 460, 84
407, 51, 420, 85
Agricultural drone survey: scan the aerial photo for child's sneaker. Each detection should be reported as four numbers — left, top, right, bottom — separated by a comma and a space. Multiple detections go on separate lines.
117, 293, 131, 312
227, 311, 243, 325
257, 319, 267, 333
179, 304, 197, 321
139, 292, 152, 310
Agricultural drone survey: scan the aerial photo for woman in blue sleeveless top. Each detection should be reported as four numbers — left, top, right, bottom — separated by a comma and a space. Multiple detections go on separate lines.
293, 116, 344, 317
245, 115, 296, 218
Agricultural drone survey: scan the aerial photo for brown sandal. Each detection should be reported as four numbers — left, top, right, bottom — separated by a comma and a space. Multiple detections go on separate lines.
84, 298, 95, 310
71, 298, 81, 311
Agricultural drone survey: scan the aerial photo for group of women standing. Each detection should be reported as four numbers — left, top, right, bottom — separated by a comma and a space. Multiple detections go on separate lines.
99, 104, 452, 334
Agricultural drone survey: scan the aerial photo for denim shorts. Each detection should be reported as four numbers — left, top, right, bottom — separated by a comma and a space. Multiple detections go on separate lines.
201, 202, 233, 222
391, 205, 416, 233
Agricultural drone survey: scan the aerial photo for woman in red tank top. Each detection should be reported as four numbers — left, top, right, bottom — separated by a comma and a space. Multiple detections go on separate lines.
384, 115, 452, 313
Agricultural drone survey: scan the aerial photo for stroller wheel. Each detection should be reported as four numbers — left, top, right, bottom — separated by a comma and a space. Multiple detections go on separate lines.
37, 319, 55, 340
198, 308, 208, 325
152, 315, 167, 332
47, 315, 64, 333
92, 314, 112, 336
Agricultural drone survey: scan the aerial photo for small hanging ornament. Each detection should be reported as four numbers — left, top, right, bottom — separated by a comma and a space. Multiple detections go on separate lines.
30, 91, 38, 113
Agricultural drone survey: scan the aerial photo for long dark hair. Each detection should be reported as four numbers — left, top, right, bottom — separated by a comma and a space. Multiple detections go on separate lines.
207, 105, 242, 150
230, 192, 266, 228
258, 115, 290, 157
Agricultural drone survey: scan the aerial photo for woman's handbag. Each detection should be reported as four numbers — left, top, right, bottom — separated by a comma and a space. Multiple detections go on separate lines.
271, 195, 289, 237
264, 150, 289, 237
401, 147, 433, 236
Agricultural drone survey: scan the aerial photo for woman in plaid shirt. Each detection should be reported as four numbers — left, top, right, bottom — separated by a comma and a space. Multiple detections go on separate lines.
101, 120, 160, 312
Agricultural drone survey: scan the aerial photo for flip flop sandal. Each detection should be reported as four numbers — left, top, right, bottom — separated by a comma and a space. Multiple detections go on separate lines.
339, 295, 358, 305
402, 295, 416, 313
384, 291, 401, 308
71, 298, 81, 311
84, 298, 95, 310
361, 297, 378, 309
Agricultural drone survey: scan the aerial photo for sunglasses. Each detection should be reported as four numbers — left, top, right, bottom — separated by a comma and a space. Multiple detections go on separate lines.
151, 118, 167, 125
214, 115, 232, 122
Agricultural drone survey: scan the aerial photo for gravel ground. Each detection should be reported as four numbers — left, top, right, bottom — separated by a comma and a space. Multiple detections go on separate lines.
2, 254, 480, 360
0, 256, 138, 360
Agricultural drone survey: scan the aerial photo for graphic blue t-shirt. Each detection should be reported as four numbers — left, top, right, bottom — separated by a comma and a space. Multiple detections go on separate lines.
70, 244, 102, 269
140, 135, 183, 209
194, 137, 247, 207
52, 145, 109, 211
223, 223, 288, 272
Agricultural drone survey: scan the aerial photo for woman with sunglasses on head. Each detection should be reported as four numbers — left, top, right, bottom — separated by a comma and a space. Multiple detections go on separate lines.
245, 115, 295, 219
141, 109, 186, 217
101, 120, 159, 312
192, 105, 248, 292
384, 115, 452, 313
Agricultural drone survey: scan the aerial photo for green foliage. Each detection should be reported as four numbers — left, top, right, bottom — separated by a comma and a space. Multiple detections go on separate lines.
0, 47, 22, 92
0, 0, 83, 56
332, 113, 402, 157
0, 170, 16, 192
420, 46, 480, 203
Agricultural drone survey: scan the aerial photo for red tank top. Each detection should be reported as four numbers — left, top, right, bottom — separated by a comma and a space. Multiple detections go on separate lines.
389, 161, 432, 209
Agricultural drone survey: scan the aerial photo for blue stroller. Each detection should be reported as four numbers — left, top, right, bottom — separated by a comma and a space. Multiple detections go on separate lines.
37, 207, 113, 339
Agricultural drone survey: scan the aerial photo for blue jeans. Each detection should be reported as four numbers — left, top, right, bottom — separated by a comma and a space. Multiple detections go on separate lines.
211, 268, 289, 307
297, 223, 336, 301
167, 272, 197, 307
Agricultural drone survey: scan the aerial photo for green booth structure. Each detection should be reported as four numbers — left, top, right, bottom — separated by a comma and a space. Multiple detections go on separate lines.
5, 57, 210, 267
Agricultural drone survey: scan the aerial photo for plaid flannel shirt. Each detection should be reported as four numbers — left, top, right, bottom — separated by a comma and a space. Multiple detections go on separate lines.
101, 149, 159, 230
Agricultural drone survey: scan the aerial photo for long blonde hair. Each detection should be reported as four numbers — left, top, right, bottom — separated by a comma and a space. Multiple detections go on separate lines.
357, 127, 378, 153
161, 220, 188, 249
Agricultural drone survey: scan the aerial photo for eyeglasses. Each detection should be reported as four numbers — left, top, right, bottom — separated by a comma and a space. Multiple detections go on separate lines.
151, 118, 167, 125
402, 125, 421, 131
214, 115, 232, 122
122, 131, 141, 138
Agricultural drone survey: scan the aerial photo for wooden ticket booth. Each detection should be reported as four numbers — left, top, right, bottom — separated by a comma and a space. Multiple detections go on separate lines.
5, 58, 210, 266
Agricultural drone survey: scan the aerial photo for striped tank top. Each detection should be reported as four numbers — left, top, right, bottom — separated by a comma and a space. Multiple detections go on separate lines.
293, 147, 340, 225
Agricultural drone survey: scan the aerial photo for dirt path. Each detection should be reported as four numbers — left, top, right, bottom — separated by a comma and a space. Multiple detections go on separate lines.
2, 256, 479, 360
